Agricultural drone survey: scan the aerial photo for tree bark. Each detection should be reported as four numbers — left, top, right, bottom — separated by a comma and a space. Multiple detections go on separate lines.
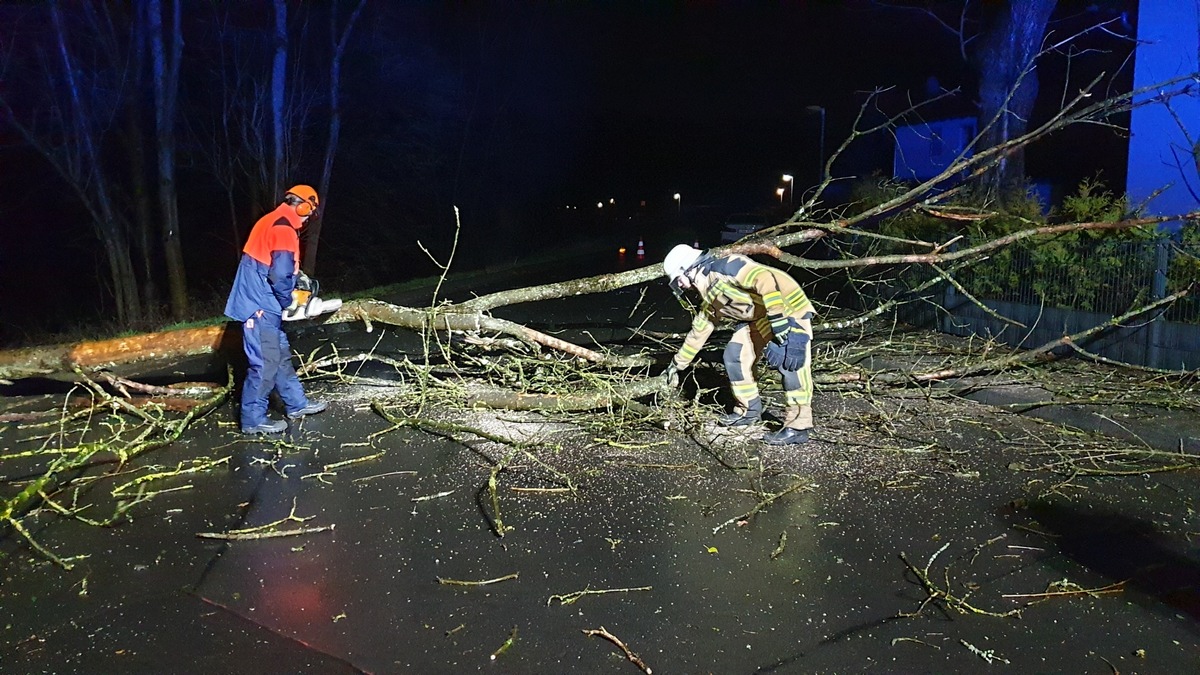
149, 0, 189, 319
270, 0, 288, 198
123, 4, 158, 314
0, 325, 236, 383
975, 0, 1057, 199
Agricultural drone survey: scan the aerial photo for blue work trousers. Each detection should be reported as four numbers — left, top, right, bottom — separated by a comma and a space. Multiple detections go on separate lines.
240, 310, 308, 428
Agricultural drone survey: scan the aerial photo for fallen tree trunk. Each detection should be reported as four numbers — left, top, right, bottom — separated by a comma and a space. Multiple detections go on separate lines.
0, 297, 655, 383
0, 324, 238, 383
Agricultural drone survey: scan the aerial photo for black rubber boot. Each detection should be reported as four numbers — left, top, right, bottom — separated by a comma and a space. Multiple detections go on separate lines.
718, 410, 762, 427
718, 398, 763, 427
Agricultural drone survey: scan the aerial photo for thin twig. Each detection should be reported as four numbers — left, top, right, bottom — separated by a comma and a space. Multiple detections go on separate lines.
437, 572, 519, 587
547, 585, 653, 606
582, 626, 653, 674
196, 525, 334, 540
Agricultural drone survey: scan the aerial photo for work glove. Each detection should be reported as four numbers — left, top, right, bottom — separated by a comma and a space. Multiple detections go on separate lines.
764, 319, 809, 371
284, 272, 319, 322
296, 269, 316, 293
662, 362, 681, 388
763, 341, 786, 369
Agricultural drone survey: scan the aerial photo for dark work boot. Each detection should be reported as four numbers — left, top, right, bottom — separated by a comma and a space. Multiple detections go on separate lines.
287, 400, 329, 419
718, 410, 762, 427
762, 427, 811, 445
718, 398, 764, 427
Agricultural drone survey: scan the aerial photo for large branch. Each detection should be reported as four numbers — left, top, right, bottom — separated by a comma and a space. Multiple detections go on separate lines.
324, 300, 651, 368
0, 325, 236, 382
824, 285, 1196, 388
0, 296, 652, 382
771, 213, 1195, 270
464, 378, 664, 411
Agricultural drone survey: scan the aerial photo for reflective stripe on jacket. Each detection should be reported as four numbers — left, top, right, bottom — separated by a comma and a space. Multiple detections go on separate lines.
672, 254, 814, 370
224, 204, 302, 322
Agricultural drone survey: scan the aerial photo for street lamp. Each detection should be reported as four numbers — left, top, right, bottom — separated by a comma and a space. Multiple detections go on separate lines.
805, 105, 826, 184
781, 174, 794, 206
775, 187, 785, 203
673, 192, 681, 213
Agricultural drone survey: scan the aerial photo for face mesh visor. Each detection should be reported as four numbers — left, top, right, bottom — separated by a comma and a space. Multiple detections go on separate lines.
670, 276, 697, 313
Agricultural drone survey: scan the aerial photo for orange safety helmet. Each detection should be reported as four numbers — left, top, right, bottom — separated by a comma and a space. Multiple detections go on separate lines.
285, 185, 320, 217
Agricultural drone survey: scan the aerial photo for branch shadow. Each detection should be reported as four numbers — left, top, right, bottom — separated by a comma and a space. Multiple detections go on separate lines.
1021, 499, 1200, 625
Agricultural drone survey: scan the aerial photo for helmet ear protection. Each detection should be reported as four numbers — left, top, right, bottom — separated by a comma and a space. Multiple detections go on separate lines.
284, 185, 319, 218
294, 198, 316, 218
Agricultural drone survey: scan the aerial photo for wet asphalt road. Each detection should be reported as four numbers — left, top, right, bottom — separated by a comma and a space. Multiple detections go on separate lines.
3, 245, 1200, 673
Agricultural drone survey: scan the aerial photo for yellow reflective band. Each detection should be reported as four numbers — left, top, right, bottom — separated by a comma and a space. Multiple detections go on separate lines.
785, 389, 812, 406
743, 266, 764, 284
704, 285, 722, 304
785, 290, 811, 311
715, 280, 752, 305
732, 382, 760, 397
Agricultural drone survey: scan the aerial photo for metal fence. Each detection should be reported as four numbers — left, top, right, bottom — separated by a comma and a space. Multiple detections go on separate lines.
844, 235, 1200, 370
955, 239, 1199, 324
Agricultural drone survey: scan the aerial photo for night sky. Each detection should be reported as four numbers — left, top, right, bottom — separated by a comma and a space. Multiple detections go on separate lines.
0, 2, 1135, 341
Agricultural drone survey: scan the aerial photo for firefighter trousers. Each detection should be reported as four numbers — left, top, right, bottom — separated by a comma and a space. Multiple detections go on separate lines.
724, 315, 813, 430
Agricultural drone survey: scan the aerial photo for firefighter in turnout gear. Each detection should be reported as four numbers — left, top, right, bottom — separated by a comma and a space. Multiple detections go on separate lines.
224, 185, 329, 434
661, 244, 815, 445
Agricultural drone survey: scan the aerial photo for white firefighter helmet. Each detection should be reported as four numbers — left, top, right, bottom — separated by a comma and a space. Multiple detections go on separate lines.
663, 244, 702, 282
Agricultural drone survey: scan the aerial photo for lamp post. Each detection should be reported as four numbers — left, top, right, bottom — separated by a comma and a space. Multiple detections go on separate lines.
775, 187, 785, 203
805, 105, 826, 184
781, 174, 794, 206
673, 192, 681, 213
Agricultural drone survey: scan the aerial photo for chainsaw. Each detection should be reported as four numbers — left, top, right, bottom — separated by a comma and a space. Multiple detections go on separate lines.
283, 271, 343, 321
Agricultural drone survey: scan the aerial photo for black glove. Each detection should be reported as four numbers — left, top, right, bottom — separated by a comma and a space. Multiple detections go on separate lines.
663, 363, 680, 388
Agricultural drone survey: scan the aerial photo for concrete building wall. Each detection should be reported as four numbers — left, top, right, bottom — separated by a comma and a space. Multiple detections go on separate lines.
1127, 1, 1200, 229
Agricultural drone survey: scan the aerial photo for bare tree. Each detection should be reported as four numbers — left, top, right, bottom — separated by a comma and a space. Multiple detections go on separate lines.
878, 1, 1139, 203
119, 3, 158, 314
270, 0, 287, 197
148, 0, 189, 319
190, 5, 270, 252
304, 0, 369, 275
974, 0, 1057, 198
190, 2, 314, 250
0, 2, 142, 323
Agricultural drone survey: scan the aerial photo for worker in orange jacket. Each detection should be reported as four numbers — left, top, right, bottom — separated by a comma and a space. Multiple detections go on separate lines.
224, 185, 328, 434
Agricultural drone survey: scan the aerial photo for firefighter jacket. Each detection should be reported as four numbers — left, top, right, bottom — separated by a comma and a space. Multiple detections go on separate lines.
224, 204, 303, 322
672, 254, 814, 370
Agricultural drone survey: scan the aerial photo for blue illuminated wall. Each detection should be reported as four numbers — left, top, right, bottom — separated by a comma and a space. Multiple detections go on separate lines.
1126, 1, 1200, 230
893, 117, 977, 182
